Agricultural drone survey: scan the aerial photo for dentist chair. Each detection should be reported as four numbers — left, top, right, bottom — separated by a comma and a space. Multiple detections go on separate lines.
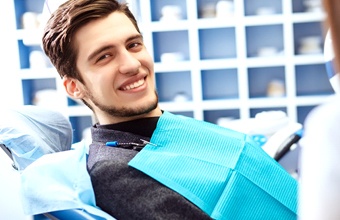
0, 105, 113, 220
0, 106, 302, 220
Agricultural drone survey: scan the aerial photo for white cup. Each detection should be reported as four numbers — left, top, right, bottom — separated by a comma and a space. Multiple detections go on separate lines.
22, 12, 38, 29
29, 51, 48, 69
216, 0, 234, 18
160, 5, 182, 21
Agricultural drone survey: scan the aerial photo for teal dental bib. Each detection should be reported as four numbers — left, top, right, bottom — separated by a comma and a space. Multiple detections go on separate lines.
129, 111, 298, 220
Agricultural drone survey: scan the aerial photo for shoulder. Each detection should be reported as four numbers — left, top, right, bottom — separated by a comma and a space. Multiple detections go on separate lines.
304, 95, 340, 134
301, 95, 340, 155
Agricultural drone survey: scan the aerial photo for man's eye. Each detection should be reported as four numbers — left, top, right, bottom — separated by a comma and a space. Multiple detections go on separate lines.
128, 42, 142, 49
97, 54, 110, 62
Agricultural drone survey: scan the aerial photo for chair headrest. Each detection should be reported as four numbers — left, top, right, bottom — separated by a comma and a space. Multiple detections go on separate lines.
0, 105, 72, 170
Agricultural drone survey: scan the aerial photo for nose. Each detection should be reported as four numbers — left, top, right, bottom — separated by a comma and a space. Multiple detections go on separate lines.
118, 50, 141, 75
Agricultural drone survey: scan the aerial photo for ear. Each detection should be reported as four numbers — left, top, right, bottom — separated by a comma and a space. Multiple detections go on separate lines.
63, 76, 85, 99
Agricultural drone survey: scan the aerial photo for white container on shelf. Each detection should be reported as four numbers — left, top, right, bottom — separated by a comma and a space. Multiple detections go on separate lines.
298, 36, 322, 54
200, 3, 216, 18
303, 0, 322, 12
22, 12, 39, 29
215, 0, 234, 18
267, 79, 285, 97
257, 47, 278, 57
160, 52, 185, 63
160, 5, 182, 21
29, 50, 49, 69
256, 7, 276, 16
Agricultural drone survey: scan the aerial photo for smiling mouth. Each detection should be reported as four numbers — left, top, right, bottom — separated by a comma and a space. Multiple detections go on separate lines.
122, 78, 145, 91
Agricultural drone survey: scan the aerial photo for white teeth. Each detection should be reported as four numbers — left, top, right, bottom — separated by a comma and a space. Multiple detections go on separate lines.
123, 79, 144, 91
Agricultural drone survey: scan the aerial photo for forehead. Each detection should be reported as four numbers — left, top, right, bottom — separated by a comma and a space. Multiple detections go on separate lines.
74, 12, 139, 56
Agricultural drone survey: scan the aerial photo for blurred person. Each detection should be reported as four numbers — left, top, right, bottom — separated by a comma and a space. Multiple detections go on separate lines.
299, 0, 340, 219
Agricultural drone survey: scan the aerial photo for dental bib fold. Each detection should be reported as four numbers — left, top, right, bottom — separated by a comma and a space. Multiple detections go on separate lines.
129, 111, 298, 220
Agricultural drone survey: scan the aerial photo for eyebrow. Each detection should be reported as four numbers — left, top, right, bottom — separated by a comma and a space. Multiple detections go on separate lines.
87, 34, 144, 62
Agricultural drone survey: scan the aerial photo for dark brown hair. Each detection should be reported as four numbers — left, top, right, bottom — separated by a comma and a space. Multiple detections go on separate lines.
323, 0, 340, 72
42, 0, 140, 83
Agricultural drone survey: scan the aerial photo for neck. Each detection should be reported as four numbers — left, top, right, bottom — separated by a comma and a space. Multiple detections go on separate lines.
96, 106, 162, 125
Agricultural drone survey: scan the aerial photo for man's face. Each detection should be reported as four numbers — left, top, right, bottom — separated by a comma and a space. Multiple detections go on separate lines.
71, 12, 160, 124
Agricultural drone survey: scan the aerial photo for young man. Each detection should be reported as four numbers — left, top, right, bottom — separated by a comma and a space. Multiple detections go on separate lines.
42, 0, 298, 219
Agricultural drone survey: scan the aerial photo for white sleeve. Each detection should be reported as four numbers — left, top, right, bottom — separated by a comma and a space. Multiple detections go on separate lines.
299, 96, 340, 220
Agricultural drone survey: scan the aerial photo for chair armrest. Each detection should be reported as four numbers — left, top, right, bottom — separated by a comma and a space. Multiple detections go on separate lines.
0, 144, 18, 170
0, 144, 12, 160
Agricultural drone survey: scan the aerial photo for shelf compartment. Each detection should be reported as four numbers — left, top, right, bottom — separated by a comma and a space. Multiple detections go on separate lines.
244, 0, 282, 16
248, 66, 286, 98
14, 0, 45, 29
292, 0, 323, 13
201, 68, 239, 100
171, 111, 194, 118
21, 78, 57, 105
295, 63, 334, 96
199, 27, 236, 60
69, 116, 93, 143
156, 71, 192, 102
18, 40, 50, 69
150, 0, 187, 22
293, 21, 324, 55
152, 30, 189, 62
246, 24, 284, 58
203, 109, 240, 125
197, 0, 234, 19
